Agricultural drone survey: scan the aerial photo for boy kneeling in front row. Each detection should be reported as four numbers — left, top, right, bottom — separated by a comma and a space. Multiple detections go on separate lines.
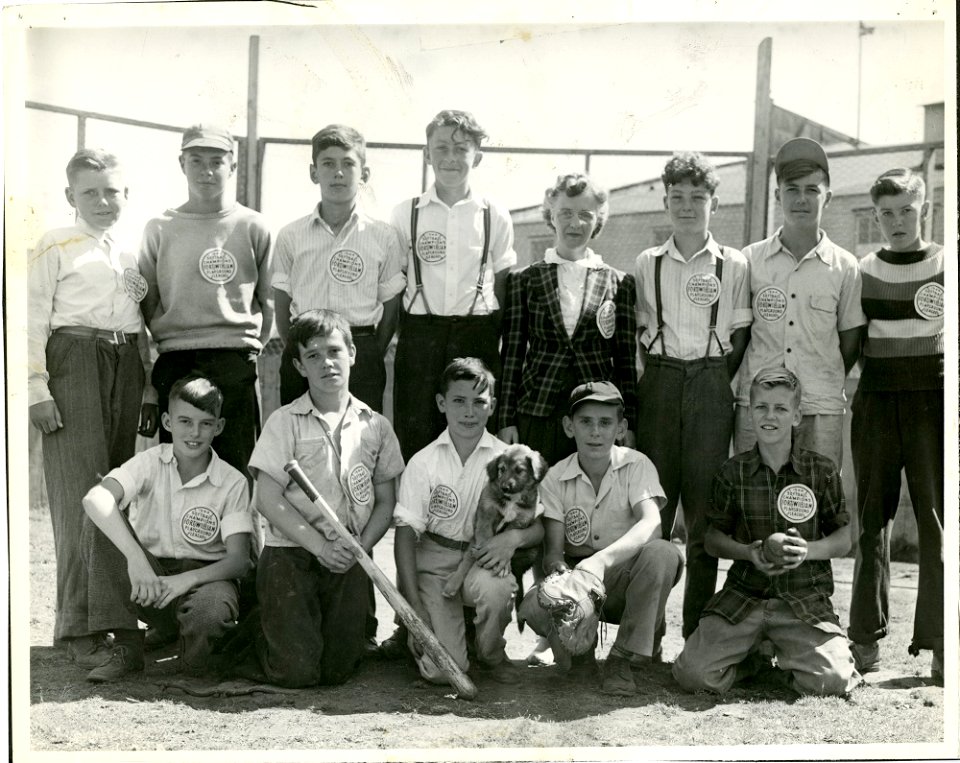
519, 381, 684, 696
81, 376, 254, 682
673, 367, 861, 696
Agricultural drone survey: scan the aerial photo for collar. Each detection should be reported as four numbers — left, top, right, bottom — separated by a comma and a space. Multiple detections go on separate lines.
555, 444, 636, 483
435, 427, 499, 455
770, 227, 836, 266
76, 217, 112, 246
656, 233, 724, 263
310, 203, 360, 231
544, 247, 603, 269
741, 443, 808, 478
418, 184, 485, 210
157, 443, 224, 487
289, 391, 372, 423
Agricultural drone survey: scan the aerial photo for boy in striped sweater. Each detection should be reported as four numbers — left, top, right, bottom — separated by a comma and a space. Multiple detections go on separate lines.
847, 168, 944, 685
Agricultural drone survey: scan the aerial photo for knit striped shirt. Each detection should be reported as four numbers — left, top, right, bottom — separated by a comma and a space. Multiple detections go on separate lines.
859, 243, 943, 391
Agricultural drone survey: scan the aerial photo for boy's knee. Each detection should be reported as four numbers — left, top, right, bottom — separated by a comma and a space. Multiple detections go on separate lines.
465, 566, 516, 608
672, 652, 726, 695
791, 666, 857, 697
632, 539, 684, 580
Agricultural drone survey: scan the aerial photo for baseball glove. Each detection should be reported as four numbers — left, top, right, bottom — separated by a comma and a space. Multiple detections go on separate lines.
535, 567, 606, 655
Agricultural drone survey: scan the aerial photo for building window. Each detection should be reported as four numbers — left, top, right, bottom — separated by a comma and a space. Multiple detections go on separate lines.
529, 236, 553, 262
855, 210, 884, 246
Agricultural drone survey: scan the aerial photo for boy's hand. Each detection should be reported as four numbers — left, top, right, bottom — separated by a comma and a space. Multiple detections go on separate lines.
777, 527, 808, 569
127, 556, 165, 607
473, 533, 518, 577
498, 426, 519, 445
30, 400, 63, 434
747, 539, 785, 577
316, 537, 356, 573
574, 555, 606, 582
138, 403, 159, 437
154, 571, 199, 609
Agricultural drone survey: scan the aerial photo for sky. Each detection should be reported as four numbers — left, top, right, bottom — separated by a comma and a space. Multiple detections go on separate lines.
6, 3, 950, 240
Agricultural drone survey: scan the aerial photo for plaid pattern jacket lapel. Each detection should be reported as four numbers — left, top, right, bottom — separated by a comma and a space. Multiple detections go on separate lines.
499, 262, 638, 430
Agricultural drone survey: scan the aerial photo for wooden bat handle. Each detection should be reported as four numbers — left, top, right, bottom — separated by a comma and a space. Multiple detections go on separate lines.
283, 459, 478, 700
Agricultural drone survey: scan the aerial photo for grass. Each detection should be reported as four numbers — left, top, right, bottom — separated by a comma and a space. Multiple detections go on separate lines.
20, 500, 952, 758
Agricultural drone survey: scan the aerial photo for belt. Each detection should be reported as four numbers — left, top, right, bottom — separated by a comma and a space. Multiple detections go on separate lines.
644, 354, 726, 369
350, 325, 376, 337
401, 312, 499, 326
53, 326, 138, 345
424, 531, 470, 552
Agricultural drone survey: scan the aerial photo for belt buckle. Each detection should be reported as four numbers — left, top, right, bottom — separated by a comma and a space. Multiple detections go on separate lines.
112, 330, 127, 345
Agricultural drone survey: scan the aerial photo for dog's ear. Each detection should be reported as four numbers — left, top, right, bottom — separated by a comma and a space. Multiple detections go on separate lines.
486, 454, 502, 482
528, 450, 549, 483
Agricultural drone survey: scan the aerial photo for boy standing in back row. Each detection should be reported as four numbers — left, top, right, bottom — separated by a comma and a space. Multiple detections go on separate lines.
28, 149, 156, 666
634, 152, 752, 638
273, 124, 406, 411
390, 109, 517, 462
735, 138, 865, 468
847, 169, 944, 684
139, 124, 273, 479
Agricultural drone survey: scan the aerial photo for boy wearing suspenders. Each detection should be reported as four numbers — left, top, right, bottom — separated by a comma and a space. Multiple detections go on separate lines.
634, 152, 752, 640
389, 110, 517, 463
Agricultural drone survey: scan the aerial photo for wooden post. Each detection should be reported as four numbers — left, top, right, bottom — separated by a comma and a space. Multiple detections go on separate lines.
246, 35, 260, 210
77, 115, 86, 151
747, 37, 773, 244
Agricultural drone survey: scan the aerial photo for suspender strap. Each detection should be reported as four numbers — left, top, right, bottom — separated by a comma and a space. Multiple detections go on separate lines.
467, 205, 492, 316
406, 197, 432, 314
705, 247, 725, 358
648, 254, 667, 355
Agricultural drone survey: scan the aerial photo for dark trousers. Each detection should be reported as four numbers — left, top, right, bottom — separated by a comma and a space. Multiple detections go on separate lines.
517, 410, 578, 467
848, 388, 944, 652
393, 313, 501, 462
42, 331, 143, 642
81, 517, 240, 674
152, 348, 259, 481
280, 332, 386, 413
255, 546, 369, 687
635, 355, 734, 639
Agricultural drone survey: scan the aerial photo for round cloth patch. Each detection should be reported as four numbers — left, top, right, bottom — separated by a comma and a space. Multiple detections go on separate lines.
777, 484, 817, 524
180, 506, 220, 545
416, 231, 446, 264
596, 300, 616, 339
564, 506, 590, 546
122, 268, 148, 302
913, 282, 943, 320
347, 463, 372, 505
199, 248, 238, 284
755, 286, 787, 322
428, 484, 459, 519
329, 249, 364, 284
684, 272, 721, 306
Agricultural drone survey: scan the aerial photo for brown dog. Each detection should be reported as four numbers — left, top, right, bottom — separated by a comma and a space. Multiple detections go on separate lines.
441, 444, 549, 599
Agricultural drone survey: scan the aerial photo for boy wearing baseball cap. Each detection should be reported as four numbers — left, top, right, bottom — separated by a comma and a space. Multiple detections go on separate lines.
519, 381, 683, 696
139, 124, 274, 480
79, 376, 254, 682
28, 149, 156, 667
734, 138, 865, 467
633, 151, 752, 639
847, 169, 944, 683
673, 368, 860, 697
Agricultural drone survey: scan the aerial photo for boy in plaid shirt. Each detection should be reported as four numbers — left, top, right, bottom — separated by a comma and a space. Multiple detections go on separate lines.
673, 367, 860, 696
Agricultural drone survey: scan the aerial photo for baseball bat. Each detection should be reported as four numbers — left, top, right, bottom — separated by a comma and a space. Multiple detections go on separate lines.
283, 459, 478, 700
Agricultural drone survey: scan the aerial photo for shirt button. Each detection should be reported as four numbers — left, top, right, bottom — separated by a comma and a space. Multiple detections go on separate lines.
788, 320, 794, 326
593, 535, 600, 540
786, 348, 792, 353
791, 293, 796, 299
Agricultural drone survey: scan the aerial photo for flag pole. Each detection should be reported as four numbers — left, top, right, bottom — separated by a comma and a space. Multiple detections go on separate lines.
856, 25, 863, 145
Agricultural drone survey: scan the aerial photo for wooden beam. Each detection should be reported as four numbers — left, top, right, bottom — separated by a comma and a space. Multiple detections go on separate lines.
747, 37, 773, 244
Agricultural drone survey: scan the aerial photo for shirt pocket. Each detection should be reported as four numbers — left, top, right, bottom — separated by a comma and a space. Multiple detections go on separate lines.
293, 437, 328, 479
807, 294, 839, 336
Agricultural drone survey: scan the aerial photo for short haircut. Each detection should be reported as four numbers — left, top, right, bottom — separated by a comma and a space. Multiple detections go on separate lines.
425, 110, 488, 148
169, 376, 224, 418
311, 124, 367, 166
65, 149, 121, 186
541, 173, 610, 238
438, 357, 495, 397
749, 366, 802, 408
286, 309, 354, 362
869, 167, 926, 204
661, 151, 720, 193
776, 159, 830, 187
